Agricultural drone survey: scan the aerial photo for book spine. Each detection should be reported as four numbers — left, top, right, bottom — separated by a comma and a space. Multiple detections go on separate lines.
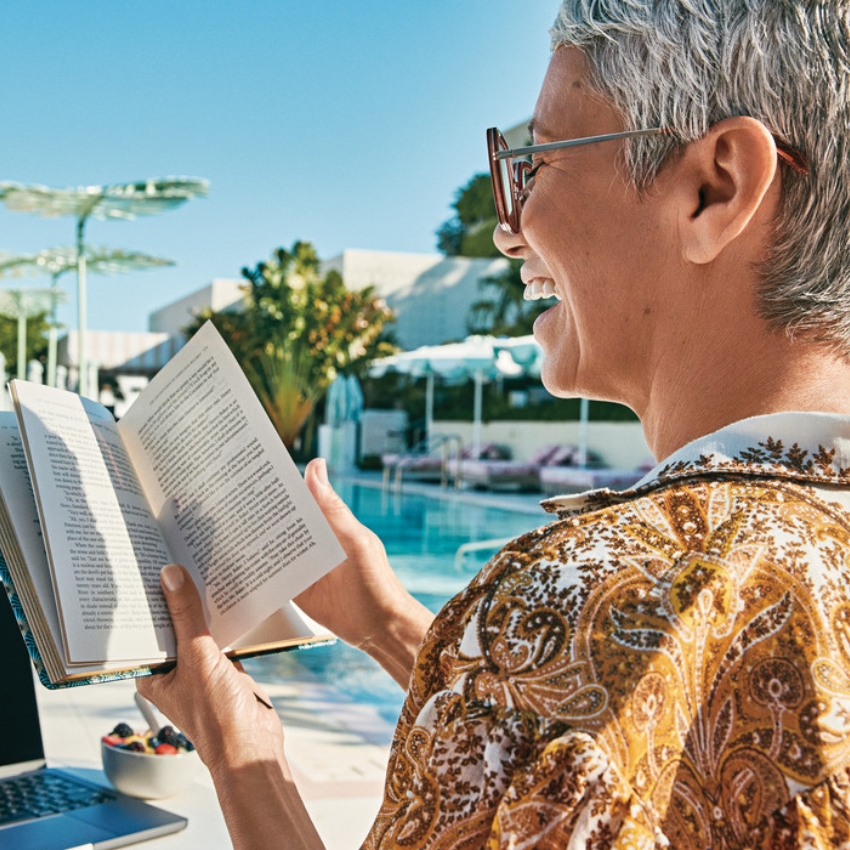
0, 549, 160, 690
0, 548, 54, 689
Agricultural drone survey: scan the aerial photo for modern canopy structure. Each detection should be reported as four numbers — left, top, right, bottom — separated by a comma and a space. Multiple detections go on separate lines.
0, 177, 208, 397
0, 246, 175, 389
0, 286, 65, 380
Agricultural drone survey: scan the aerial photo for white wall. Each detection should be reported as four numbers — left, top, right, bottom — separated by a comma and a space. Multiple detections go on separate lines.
148, 279, 246, 335
147, 251, 508, 351
432, 420, 653, 470
322, 249, 509, 349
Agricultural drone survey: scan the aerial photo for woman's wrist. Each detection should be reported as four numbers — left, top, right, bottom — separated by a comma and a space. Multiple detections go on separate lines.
358, 593, 434, 688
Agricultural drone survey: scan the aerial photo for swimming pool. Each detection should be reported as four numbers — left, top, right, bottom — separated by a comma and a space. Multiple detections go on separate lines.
244, 480, 546, 726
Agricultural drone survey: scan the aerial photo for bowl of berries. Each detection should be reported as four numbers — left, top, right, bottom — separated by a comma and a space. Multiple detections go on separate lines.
101, 722, 198, 799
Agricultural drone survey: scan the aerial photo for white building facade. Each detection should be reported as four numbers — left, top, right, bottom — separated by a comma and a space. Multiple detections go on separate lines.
146, 249, 508, 350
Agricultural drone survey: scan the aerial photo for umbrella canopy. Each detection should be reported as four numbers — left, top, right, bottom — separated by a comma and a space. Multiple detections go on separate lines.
370, 335, 524, 381
0, 287, 67, 380
0, 246, 175, 388
0, 246, 175, 278
0, 288, 58, 318
370, 335, 533, 454
492, 335, 544, 377
0, 178, 209, 221
0, 177, 207, 398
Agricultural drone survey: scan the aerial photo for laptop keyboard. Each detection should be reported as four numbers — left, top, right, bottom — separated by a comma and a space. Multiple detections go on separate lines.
0, 770, 115, 826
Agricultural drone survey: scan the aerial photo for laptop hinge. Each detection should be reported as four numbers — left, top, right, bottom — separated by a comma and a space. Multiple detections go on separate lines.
0, 758, 47, 779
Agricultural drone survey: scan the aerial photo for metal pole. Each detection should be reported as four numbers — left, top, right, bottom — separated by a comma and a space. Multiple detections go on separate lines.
472, 370, 483, 457
47, 272, 59, 387
76, 218, 88, 397
425, 373, 434, 442
578, 397, 590, 468
16, 306, 25, 380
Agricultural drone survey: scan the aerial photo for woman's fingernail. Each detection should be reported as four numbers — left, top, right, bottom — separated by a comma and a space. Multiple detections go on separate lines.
161, 564, 185, 592
313, 457, 330, 487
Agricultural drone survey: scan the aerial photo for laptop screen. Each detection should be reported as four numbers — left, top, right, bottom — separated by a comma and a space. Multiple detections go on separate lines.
0, 591, 45, 768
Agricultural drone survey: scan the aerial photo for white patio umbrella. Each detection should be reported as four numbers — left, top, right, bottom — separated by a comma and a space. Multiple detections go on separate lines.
373, 333, 595, 466
370, 335, 524, 455
0, 246, 174, 388
492, 335, 544, 376
0, 177, 208, 397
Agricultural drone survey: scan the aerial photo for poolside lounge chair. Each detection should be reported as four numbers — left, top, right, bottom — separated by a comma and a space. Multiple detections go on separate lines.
383, 440, 509, 489
538, 465, 646, 496
381, 450, 449, 486
453, 444, 589, 492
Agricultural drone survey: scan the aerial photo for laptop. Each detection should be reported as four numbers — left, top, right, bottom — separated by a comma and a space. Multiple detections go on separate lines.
0, 593, 188, 849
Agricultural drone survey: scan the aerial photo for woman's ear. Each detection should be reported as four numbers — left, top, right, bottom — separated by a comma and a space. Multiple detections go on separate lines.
680, 117, 778, 265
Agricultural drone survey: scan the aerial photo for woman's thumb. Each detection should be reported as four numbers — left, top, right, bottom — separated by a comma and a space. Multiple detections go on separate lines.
160, 564, 209, 645
304, 458, 366, 546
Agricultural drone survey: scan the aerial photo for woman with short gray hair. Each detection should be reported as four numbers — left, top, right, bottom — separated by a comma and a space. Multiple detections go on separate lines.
140, 2, 850, 847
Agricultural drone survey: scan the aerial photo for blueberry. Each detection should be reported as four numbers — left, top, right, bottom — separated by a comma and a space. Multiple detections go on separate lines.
157, 725, 180, 746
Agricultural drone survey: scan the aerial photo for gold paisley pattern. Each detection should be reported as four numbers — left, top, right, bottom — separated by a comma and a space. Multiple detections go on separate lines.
364, 417, 850, 849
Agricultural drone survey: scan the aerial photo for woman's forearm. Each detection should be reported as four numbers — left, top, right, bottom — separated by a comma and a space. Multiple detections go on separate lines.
207, 736, 326, 850
137, 565, 328, 850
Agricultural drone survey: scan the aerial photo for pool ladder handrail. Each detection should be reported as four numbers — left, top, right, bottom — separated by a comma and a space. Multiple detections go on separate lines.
454, 537, 514, 572
383, 433, 465, 492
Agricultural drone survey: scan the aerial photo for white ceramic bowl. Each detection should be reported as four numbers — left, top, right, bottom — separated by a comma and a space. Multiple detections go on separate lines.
101, 740, 198, 799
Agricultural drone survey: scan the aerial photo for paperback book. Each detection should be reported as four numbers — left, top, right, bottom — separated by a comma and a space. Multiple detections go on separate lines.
0, 321, 343, 688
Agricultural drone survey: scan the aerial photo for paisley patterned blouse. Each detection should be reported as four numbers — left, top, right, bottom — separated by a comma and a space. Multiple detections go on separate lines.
363, 413, 850, 849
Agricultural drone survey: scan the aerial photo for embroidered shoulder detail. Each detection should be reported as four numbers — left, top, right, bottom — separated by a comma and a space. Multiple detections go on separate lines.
544, 437, 850, 518
655, 438, 850, 483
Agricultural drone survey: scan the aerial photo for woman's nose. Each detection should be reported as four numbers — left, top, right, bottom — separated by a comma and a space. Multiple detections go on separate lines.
492, 221, 525, 259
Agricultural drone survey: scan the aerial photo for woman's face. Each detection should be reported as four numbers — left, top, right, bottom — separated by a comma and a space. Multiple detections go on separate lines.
493, 47, 681, 410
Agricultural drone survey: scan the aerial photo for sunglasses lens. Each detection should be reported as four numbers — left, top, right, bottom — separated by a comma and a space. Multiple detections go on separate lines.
488, 130, 519, 233
497, 155, 515, 225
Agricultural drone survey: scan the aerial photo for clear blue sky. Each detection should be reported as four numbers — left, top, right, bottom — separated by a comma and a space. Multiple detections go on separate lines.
0, 1, 555, 334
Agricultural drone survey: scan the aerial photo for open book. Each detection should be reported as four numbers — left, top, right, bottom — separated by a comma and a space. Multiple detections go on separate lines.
0, 321, 344, 688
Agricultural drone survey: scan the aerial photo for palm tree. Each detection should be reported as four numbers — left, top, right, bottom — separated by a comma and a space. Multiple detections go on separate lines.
186, 241, 395, 447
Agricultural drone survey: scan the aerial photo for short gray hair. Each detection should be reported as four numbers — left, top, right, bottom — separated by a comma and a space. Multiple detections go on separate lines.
551, 1, 850, 350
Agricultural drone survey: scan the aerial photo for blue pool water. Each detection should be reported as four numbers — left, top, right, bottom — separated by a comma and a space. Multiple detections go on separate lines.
244, 481, 545, 726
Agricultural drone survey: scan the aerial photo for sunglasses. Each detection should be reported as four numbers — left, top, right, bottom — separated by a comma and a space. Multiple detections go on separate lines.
487, 125, 809, 234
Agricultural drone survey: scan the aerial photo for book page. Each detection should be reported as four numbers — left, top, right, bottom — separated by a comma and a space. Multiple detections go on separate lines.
0, 413, 64, 657
119, 321, 344, 648
11, 382, 176, 664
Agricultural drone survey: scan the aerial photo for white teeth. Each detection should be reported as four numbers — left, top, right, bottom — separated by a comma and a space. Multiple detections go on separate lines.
524, 279, 561, 301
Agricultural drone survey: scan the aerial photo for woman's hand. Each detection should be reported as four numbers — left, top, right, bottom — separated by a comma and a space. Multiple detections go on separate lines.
136, 564, 282, 771
297, 459, 434, 687
137, 564, 325, 850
